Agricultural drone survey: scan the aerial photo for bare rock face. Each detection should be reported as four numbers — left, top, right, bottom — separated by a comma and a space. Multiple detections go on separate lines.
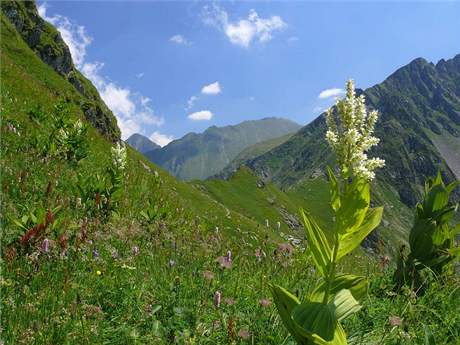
1, 1, 120, 142
278, 207, 301, 230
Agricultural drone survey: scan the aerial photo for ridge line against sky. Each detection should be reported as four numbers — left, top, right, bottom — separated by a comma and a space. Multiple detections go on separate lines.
37, 1, 460, 146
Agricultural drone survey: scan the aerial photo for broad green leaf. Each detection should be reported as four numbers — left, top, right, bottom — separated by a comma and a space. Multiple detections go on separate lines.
409, 219, 436, 262
336, 178, 370, 235
270, 284, 308, 345
327, 166, 340, 212
300, 209, 331, 277
337, 207, 383, 260
424, 185, 449, 215
310, 274, 368, 304
333, 289, 362, 321
292, 302, 336, 341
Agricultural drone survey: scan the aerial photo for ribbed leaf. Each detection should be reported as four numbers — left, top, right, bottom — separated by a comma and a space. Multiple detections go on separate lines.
301, 209, 332, 277
337, 207, 383, 260
333, 289, 362, 321
310, 274, 368, 304
336, 178, 370, 235
270, 284, 308, 345
292, 302, 336, 341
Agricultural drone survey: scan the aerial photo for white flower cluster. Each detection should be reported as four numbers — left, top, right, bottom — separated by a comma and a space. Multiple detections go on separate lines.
73, 119, 85, 136
325, 79, 385, 181
111, 141, 127, 173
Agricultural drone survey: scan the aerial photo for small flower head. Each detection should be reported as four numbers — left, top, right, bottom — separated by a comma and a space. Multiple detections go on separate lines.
259, 298, 272, 307
325, 79, 385, 181
237, 329, 251, 340
203, 270, 214, 281
92, 249, 99, 259
41, 238, 50, 253
214, 291, 222, 308
132, 246, 140, 256
96, 270, 102, 276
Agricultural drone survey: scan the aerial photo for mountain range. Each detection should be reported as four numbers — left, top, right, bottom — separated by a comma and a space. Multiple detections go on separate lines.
244, 55, 460, 207
135, 118, 301, 180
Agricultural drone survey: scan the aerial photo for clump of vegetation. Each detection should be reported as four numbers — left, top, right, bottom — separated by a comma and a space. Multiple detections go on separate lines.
271, 80, 386, 344
394, 172, 459, 290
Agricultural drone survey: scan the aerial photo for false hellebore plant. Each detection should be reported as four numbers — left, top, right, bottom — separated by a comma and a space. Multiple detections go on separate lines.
271, 80, 385, 344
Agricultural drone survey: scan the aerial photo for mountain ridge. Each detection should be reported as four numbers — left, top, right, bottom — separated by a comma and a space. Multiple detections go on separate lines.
145, 117, 301, 180
245, 54, 460, 207
126, 133, 160, 154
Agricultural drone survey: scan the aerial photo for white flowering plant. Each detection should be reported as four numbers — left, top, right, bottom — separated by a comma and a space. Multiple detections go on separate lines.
271, 80, 385, 344
107, 141, 128, 206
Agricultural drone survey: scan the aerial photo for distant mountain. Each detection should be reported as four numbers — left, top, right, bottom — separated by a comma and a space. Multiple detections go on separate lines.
126, 133, 160, 154
145, 118, 301, 180
245, 55, 460, 207
216, 132, 295, 180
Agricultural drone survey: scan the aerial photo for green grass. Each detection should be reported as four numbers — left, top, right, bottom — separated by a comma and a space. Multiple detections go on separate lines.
1, 7, 459, 345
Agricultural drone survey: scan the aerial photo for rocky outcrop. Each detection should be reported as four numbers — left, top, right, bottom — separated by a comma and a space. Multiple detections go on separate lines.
1, 1, 120, 142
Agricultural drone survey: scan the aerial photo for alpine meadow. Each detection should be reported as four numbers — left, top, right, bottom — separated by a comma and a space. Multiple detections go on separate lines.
1, 1, 460, 345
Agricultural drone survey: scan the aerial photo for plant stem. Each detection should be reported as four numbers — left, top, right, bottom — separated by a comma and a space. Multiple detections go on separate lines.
322, 232, 339, 304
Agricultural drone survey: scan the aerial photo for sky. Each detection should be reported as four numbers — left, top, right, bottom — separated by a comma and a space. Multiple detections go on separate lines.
37, 1, 460, 146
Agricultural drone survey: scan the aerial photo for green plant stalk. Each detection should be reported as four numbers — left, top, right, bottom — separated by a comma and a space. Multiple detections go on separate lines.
322, 231, 339, 305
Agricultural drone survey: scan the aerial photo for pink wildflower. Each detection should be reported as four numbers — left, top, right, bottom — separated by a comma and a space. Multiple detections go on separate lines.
259, 298, 272, 307
214, 291, 222, 308
238, 328, 250, 340
389, 316, 402, 327
41, 238, 50, 253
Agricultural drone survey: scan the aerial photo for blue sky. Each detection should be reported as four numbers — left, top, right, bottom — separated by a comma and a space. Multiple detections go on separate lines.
38, 1, 460, 145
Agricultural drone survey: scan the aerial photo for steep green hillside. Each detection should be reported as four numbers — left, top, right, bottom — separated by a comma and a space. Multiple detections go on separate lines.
247, 56, 460, 209
145, 118, 301, 181
216, 133, 295, 179
1, 1, 120, 141
126, 133, 160, 154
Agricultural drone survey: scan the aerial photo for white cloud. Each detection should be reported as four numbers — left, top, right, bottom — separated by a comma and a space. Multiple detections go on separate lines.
37, 3, 164, 140
202, 5, 286, 48
136, 72, 144, 79
149, 131, 174, 147
318, 88, 345, 99
188, 110, 213, 121
186, 95, 199, 110
169, 34, 191, 46
287, 36, 299, 43
201, 81, 221, 95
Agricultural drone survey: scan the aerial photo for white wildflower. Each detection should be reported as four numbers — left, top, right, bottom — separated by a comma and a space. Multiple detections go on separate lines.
111, 141, 127, 173
325, 79, 385, 181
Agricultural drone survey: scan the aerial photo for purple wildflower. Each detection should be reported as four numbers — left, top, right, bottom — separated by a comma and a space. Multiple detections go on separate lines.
41, 238, 50, 253
92, 249, 99, 259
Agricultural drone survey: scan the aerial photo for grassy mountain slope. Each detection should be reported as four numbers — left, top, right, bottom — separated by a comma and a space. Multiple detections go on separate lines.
216, 132, 295, 179
247, 56, 460, 209
126, 133, 160, 154
145, 118, 301, 181
1, 1, 120, 141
